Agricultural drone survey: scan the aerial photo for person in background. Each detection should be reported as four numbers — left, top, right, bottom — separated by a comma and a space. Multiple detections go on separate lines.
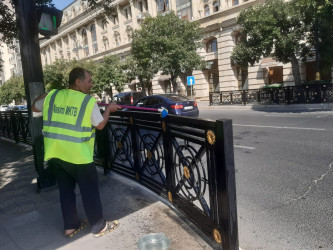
32, 67, 121, 238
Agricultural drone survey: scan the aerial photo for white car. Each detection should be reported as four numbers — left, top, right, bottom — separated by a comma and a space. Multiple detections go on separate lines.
0, 105, 9, 111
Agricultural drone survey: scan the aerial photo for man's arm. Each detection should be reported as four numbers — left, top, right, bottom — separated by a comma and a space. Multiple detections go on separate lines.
32, 93, 48, 112
95, 103, 121, 130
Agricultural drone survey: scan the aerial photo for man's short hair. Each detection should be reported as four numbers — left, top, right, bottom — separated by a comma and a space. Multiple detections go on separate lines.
69, 67, 91, 86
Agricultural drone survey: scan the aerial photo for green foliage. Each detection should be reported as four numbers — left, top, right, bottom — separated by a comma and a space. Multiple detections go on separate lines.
43, 59, 97, 92
131, 11, 205, 93
232, 0, 333, 85
232, 0, 307, 65
0, 76, 25, 105
92, 55, 129, 97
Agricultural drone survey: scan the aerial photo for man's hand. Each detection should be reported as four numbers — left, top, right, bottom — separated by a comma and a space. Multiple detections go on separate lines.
95, 102, 121, 130
32, 93, 48, 112
105, 103, 122, 113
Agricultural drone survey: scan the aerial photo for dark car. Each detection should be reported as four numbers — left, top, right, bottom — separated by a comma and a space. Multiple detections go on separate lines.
113, 91, 147, 106
134, 94, 199, 117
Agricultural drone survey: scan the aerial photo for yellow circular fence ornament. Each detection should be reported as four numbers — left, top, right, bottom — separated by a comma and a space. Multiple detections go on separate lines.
206, 130, 216, 145
213, 228, 222, 244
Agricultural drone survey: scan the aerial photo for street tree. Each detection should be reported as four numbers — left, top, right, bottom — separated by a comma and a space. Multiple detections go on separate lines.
0, 76, 25, 105
92, 55, 131, 98
43, 59, 97, 92
231, 0, 309, 86
294, 0, 333, 77
131, 11, 205, 93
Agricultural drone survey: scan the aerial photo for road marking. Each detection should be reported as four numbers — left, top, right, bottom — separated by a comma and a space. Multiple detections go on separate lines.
234, 145, 255, 150
233, 124, 326, 131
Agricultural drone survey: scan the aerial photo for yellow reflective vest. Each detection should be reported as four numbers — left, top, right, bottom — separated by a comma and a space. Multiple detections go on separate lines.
43, 89, 96, 164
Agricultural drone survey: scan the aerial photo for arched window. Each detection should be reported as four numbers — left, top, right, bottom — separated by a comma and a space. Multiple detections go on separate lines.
204, 5, 210, 16
157, 0, 169, 13
82, 29, 89, 57
102, 36, 109, 50
213, 1, 219, 12
72, 7, 76, 17
91, 24, 98, 54
114, 32, 121, 47
206, 38, 217, 53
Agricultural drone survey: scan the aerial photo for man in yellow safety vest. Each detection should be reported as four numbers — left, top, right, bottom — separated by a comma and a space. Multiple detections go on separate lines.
32, 67, 121, 238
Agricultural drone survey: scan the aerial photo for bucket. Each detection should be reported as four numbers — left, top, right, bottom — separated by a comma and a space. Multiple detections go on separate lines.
137, 233, 170, 250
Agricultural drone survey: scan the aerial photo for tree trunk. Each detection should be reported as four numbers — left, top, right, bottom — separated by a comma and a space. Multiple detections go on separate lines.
290, 54, 302, 86
171, 77, 177, 94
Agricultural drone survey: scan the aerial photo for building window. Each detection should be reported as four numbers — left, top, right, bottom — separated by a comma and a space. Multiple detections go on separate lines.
126, 27, 133, 43
206, 38, 217, 53
267, 66, 283, 84
102, 20, 107, 30
204, 5, 210, 16
177, 0, 192, 20
114, 32, 121, 47
157, 0, 169, 13
112, 14, 118, 25
91, 24, 98, 54
72, 7, 76, 17
124, 6, 132, 20
232, 0, 239, 6
138, 1, 143, 12
82, 29, 89, 57
213, 1, 219, 12
102, 36, 109, 50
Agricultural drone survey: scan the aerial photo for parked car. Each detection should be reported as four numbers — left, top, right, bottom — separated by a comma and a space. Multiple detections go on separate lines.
11, 105, 27, 111
113, 91, 147, 106
134, 94, 199, 117
0, 105, 9, 111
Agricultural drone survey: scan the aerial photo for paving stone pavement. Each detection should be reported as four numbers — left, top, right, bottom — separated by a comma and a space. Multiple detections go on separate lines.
0, 138, 214, 250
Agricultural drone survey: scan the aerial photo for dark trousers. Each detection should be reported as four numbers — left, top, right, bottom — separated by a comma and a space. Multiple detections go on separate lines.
49, 158, 106, 234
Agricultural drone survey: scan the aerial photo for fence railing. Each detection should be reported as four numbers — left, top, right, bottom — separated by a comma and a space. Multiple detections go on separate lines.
0, 110, 239, 249
0, 111, 31, 144
209, 83, 333, 105
95, 110, 239, 249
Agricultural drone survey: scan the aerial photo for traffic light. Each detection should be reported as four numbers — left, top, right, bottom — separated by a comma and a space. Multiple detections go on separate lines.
37, 6, 63, 37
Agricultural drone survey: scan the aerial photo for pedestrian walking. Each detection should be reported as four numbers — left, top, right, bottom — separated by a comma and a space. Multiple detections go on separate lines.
32, 67, 121, 238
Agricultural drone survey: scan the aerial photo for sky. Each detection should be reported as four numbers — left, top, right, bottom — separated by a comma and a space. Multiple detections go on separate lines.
52, 0, 74, 10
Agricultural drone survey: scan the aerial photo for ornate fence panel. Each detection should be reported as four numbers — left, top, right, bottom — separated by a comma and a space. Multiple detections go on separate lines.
209, 83, 333, 106
95, 111, 239, 249
0, 111, 31, 144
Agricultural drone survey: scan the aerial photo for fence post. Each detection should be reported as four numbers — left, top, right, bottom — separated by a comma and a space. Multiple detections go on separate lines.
220, 92, 223, 104
162, 118, 175, 202
11, 112, 19, 143
96, 126, 110, 175
242, 90, 247, 105
215, 119, 239, 249
129, 115, 141, 180
209, 93, 212, 106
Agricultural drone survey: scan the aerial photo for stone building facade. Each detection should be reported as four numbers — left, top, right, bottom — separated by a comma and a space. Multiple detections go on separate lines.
39, 0, 332, 100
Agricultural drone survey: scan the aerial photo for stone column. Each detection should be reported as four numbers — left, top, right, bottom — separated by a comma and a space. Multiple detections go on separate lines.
192, 0, 200, 20
117, 5, 124, 46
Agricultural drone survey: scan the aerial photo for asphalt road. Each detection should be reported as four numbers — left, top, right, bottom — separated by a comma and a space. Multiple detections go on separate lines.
199, 108, 333, 250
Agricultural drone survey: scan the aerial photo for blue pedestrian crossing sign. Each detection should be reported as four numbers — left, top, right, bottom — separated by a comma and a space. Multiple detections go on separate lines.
187, 76, 195, 85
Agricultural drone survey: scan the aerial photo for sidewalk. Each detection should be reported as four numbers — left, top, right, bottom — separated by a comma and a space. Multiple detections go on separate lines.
197, 100, 333, 111
0, 139, 213, 250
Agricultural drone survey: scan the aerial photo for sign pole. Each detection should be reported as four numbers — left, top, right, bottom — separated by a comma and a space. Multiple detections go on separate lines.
15, 0, 56, 189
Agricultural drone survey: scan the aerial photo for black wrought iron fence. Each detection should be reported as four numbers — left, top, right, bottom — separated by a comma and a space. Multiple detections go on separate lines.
0, 111, 31, 144
209, 83, 333, 105
95, 110, 239, 249
1, 109, 239, 249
